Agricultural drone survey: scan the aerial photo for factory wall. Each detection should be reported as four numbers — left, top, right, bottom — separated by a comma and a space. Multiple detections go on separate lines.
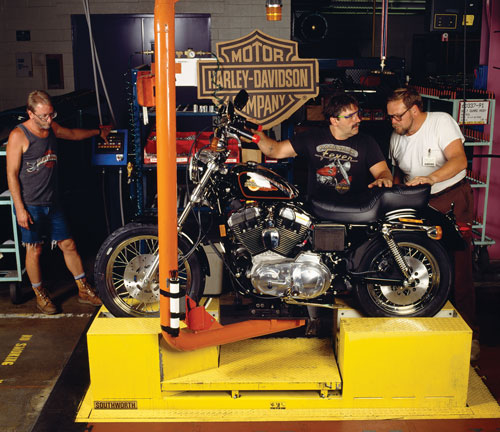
0, 0, 291, 112
1, 0, 498, 259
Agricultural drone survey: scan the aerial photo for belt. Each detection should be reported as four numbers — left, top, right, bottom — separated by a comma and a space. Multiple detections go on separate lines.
431, 177, 468, 198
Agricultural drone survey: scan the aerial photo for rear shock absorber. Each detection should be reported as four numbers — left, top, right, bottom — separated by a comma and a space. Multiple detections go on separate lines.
381, 226, 413, 282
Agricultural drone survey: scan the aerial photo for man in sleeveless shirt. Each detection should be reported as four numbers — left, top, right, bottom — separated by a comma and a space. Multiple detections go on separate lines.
6, 90, 109, 314
387, 87, 479, 360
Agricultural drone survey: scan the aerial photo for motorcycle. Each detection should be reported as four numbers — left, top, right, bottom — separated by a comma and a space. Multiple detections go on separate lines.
94, 90, 465, 321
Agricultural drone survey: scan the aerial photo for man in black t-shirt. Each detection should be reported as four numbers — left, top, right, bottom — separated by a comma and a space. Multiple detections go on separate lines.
255, 94, 392, 200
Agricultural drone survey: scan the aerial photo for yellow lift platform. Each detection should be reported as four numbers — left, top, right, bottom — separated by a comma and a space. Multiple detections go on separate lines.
76, 300, 500, 423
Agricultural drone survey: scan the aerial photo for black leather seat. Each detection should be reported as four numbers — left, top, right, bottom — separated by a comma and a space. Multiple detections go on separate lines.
310, 184, 431, 223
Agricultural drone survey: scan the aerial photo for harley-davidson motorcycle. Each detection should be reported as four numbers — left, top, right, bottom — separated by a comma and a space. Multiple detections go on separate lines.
94, 90, 465, 321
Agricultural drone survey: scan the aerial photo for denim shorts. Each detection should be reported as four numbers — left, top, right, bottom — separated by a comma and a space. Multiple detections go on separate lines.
15, 205, 71, 245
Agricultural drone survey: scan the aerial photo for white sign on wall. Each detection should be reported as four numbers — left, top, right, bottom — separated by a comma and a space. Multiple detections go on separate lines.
457, 100, 490, 125
16, 52, 33, 78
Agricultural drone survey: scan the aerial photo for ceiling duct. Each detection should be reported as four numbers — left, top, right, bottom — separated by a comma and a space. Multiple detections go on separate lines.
291, 0, 426, 16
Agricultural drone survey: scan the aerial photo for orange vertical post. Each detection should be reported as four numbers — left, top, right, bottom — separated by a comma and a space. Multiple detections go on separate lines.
155, 0, 178, 342
155, 0, 305, 351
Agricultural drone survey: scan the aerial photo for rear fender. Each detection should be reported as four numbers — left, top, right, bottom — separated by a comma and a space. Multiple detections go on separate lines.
422, 205, 466, 251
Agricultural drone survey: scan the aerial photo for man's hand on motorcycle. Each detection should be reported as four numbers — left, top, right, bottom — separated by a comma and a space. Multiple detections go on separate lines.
368, 177, 393, 188
406, 175, 435, 186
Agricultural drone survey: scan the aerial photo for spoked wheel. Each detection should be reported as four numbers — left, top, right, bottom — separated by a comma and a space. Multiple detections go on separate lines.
94, 223, 204, 317
355, 233, 452, 317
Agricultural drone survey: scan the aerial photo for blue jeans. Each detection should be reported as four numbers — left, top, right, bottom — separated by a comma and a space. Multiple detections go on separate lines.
16, 205, 71, 245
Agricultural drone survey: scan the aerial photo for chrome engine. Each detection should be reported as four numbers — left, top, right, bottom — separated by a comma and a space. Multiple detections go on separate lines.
227, 204, 331, 299
250, 251, 331, 299
227, 204, 311, 256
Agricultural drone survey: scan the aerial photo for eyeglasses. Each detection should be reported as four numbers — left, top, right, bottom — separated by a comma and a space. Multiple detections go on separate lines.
387, 106, 411, 121
32, 111, 57, 121
337, 110, 360, 120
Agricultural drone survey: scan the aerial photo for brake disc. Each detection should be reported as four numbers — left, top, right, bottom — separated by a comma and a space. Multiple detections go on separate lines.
123, 254, 160, 302
379, 256, 430, 306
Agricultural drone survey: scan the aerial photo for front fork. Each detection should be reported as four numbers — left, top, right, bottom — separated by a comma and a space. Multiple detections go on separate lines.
145, 160, 219, 282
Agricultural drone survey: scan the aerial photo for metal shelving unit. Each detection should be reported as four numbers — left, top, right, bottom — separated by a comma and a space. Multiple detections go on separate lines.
421, 94, 496, 248
0, 144, 25, 303
129, 66, 295, 217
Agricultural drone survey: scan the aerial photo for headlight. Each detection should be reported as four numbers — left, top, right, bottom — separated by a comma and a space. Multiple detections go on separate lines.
188, 149, 215, 183
188, 155, 201, 184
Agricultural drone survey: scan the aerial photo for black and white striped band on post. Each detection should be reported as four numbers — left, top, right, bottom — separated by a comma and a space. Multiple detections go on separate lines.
160, 270, 181, 337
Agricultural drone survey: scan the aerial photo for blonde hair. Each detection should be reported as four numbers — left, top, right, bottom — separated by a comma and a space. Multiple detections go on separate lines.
27, 90, 52, 113
387, 87, 424, 111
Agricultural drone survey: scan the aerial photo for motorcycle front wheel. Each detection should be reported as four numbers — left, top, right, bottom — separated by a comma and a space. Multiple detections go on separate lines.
355, 232, 452, 317
94, 223, 205, 317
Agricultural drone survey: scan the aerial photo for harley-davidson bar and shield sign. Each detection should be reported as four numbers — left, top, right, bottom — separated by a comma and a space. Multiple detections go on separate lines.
197, 30, 319, 130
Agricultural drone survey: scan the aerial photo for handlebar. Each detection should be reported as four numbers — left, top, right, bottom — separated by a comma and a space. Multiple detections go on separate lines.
228, 125, 260, 144
231, 115, 262, 133
244, 120, 262, 132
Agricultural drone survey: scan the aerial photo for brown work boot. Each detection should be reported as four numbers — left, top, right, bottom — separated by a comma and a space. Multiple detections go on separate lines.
75, 278, 102, 306
33, 286, 58, 315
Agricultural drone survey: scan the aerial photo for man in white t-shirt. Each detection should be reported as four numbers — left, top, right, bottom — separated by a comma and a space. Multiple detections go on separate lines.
387, 87, 479, 360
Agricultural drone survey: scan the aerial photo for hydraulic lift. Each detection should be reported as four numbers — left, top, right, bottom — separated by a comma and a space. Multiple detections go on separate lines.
77, 300, 500, 422
77, 0, 500, 423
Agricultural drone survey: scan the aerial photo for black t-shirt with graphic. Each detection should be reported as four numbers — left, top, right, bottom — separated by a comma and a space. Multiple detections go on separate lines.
290, 127, 385, 200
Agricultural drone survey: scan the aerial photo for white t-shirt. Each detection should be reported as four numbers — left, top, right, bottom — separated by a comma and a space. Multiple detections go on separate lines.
389, 111, 465, 194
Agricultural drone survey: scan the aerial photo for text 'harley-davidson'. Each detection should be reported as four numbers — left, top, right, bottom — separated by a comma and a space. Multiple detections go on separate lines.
94, 90, 465, 322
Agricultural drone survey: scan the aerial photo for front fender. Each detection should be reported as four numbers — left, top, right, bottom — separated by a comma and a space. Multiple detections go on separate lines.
179, 231, 211, 277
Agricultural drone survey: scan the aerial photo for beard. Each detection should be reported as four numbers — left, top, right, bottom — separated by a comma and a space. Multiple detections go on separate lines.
35, 119, 51, 130
393, 124, 409, 135
393, 117, 413, 136
392, 113, 413, 135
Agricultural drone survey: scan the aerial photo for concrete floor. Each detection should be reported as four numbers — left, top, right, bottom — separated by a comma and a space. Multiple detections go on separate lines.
0, 248, 97, 432
0, 250, 499, 432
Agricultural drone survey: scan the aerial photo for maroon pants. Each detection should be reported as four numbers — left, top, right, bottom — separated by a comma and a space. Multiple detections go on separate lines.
429, 180, 477, 335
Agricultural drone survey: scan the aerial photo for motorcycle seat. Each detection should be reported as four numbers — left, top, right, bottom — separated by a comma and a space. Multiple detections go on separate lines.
310, 184, 431, 223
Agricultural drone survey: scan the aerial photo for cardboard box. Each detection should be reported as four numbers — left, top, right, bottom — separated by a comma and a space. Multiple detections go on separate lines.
306, 104, 325, 121
306, 97, 325, 121
241, 148, 262, 163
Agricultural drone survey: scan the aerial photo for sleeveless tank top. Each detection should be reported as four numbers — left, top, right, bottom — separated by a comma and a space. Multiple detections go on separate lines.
17, 124, 58, 206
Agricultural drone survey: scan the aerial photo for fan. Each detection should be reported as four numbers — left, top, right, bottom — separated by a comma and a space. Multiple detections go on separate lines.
298, 12, 329, 42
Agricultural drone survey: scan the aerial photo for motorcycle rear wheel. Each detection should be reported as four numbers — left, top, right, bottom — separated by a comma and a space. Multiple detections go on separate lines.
94, 223, 204, 317
355, 232, 452, 317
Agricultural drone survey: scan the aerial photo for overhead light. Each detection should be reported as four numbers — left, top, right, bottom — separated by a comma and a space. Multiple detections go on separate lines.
266, 0, 282, 21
